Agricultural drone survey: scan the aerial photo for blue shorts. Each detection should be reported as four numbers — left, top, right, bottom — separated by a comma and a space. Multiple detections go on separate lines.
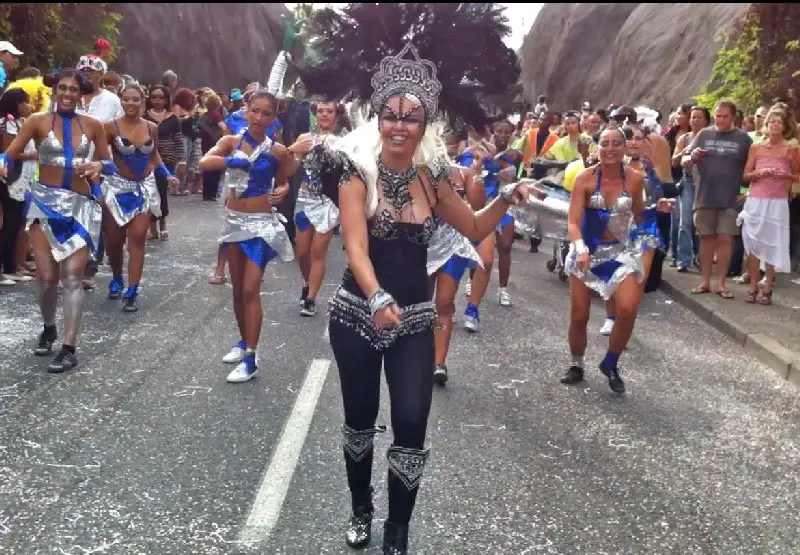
294, 211, 312, 232
222, 238, 278, 272
497, 212, 514, 232
440, 255, 474, 281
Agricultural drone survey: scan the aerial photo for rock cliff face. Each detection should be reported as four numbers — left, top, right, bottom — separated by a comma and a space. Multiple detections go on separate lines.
112, 3, 289, 90
521, 3, 751, 113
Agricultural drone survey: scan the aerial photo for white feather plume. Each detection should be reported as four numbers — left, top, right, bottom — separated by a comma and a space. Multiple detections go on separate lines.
267, 51, 290, 96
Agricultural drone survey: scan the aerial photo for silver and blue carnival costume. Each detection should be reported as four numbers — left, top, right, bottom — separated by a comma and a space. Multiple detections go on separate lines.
294, 133, 341, 235
22, 112, 106, 262
426, 165, 482, 278
104, 121, 162, 227
563, 166, 662, 299
218, 128, 294, 269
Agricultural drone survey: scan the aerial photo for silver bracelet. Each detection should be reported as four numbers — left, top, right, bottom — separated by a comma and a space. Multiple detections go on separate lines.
573, 239, 589, 255
368, 288, 395, 316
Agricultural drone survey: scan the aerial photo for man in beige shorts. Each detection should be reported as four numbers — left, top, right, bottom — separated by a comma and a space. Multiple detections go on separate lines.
683, 100, 752, 298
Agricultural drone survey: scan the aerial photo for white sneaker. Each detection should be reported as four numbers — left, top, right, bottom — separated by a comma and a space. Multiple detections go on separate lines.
3, 273, 34, 282
0, 277, 15, 286
222, 339, 247, 364
600, 318, 615, 336
226, 353, 259, 383
497, 288, 512, 307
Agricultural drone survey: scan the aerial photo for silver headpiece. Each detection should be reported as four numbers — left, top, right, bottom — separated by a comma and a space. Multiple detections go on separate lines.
369, 42, 442, 120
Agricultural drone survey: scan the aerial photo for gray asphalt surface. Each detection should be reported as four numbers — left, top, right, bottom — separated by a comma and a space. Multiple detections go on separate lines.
1, 196, 799, 555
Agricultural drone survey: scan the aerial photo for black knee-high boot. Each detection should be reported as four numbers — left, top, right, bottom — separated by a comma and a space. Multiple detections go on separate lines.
383, 445, 430, 554
342, 424, 385, 549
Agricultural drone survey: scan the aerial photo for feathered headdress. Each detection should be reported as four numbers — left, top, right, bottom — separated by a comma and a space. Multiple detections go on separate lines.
293, 3, 519, 130
94, 37, 113, 60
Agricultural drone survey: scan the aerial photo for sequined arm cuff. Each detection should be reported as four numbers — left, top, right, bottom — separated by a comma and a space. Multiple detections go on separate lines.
0, 153, 13, 170
101, 159, 118, 176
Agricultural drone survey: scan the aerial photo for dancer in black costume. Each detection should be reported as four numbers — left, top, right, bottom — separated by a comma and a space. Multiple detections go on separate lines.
303, 42, 528, 553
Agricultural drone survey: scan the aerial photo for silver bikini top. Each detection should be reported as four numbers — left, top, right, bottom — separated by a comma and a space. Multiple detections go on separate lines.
38, 129, 92, 168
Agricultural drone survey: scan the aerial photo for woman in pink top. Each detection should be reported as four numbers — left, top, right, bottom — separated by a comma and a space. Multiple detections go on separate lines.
740, 108, 799, 304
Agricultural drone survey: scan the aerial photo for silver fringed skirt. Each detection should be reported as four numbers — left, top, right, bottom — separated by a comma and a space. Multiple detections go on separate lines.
426, 222, 483, 276
218, 208, 295, 271
294, 187, 339, 235
563, 234, 660, 300
103, 173, 161, 227
25, 181, 102, 263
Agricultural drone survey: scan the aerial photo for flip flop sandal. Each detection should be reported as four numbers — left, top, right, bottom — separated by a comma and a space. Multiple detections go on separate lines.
744, 290, 758, 304
758, 291, 773, 305
691, 285, 711, 294
717, 289, 734, 299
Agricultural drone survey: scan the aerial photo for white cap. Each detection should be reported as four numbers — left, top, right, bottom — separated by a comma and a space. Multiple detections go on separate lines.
0, 41, 23, 56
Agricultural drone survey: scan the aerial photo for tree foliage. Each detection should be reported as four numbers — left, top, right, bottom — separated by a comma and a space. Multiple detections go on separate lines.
0, 3, 122, 73
296, 3, 520, 128
695, 4, 800, 116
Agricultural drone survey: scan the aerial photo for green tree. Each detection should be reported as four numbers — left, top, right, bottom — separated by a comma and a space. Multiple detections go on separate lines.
696, 4, 800, 116
0, 3, 122, 73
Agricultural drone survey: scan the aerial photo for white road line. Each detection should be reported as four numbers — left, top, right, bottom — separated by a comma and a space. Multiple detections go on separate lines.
323, 320, 330, 342
238, 358, 331, 546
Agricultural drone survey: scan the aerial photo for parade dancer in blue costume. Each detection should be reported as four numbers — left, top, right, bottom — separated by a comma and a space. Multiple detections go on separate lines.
287, 99, 341, 317
562, 128, 673, 393
199, 90, 294, 383
103, 82, 178, 312
0, 68, 117, 372
429, 130, 486, 385
463, 120, 521, 331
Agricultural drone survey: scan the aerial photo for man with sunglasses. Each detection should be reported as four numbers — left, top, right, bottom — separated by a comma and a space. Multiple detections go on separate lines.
76, 55, 124, 290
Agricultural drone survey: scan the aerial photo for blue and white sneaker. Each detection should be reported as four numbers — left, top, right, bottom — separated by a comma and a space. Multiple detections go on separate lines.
464, 303, 480, 333
222, 339, 247, 364
227, 352, 259, 383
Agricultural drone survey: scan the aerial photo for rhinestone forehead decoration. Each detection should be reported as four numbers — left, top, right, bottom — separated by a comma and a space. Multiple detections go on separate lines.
370, 42, 442, 120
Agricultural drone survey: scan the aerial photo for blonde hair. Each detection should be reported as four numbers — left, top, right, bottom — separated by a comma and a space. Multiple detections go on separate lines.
765, 106, 798, 141
336, 118, 447, 218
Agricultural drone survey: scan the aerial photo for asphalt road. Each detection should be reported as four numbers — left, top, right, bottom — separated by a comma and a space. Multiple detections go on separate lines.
1, 196, 799, 555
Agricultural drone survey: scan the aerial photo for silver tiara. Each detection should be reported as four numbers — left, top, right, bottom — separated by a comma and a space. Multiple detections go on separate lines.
370, 42, 442, 119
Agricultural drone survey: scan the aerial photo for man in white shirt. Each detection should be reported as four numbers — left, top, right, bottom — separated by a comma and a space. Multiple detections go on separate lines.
75, 54, 123, 288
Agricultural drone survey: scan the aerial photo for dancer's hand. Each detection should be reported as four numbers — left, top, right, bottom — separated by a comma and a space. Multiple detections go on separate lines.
289, 135, 313, 158
76, 161, 102, 180
500, 183, 530, 205
167, 176, 179, 188
269, 184, 290, 205
373, 303, 402, 329
0, 166, 6, 179
656, 198, 675, 213
575, 252, 590, 275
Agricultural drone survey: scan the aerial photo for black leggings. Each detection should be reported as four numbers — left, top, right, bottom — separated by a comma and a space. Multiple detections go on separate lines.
330, 322, 434, 449
0, 197, 24, 274
329, 320, 434, 525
